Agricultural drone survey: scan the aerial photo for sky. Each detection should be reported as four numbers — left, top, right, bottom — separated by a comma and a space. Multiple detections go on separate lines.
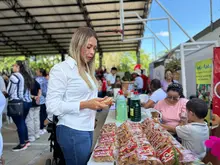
140, 0, 220, 59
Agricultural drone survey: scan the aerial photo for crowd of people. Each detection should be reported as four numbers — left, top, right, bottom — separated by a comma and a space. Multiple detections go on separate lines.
95, 67, 151, 99
0, 62, 49, 163
0, 27, 219, 165
95, 66, 213, 160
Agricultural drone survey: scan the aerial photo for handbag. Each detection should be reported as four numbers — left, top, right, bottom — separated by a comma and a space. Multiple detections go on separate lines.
7, 74, 24, 117
7, 99, 23, 117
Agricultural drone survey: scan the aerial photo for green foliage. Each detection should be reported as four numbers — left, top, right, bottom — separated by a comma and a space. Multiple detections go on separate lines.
95, 49, 152, 73
1, 50, 151, 75
0, 56, 25, 73
28, 55, 61, 73
165, 59, 181, 71
0, 55, 61, 74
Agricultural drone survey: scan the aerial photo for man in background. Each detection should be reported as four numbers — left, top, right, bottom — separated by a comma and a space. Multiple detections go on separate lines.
141, 69, 149, 94
106, 67, 117, 96
132, 69, 143, 94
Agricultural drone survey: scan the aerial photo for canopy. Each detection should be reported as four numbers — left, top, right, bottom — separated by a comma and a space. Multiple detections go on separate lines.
0, 0, 152, 57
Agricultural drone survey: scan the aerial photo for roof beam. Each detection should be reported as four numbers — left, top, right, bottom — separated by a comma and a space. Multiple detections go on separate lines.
0, 17, 138, 27
2, 0, 66, 54
0, 22, 142, 28
0, 28, 140, 33
6, 33, 138, 38
76, 0, 102, 53
0, 0, 145, 11
0, 41, 70, 47
0, 17, 137, 23
1, 50, 60, 54
5, 35, 139, 42
0, 32, 34, 56
0, 43, 137, 51
0, 52, 62, 57
0, 39, 137, 45
0, 49, 137, 57
0, 8, 143, 19
136, 0, 152, 52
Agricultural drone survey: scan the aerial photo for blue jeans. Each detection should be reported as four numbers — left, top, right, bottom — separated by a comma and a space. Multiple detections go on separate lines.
56, 125, 93, 165
11, 101, 31, 144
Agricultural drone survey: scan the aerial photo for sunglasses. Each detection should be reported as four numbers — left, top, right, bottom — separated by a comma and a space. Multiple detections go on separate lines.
166, 96, 180, 101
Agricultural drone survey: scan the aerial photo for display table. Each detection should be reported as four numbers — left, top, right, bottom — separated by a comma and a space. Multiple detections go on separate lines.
88, 110, 118, 165
88, 109, 205, 165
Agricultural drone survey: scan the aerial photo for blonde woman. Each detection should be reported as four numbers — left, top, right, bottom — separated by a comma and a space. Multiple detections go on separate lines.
46, 27, 108, 165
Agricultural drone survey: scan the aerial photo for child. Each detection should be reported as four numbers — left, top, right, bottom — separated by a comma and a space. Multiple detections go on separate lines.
211, 114, 220, 126
161, 98, 209, 160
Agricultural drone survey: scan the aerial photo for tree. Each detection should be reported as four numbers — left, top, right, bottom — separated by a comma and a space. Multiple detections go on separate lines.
0, 56, 25, 74
95, 49, 152, 73
28, 55, 61, 73
0, 55, 61, 74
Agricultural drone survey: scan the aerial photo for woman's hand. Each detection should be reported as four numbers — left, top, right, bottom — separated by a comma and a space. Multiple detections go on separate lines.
81, 97, 109, 110
44, 119, 50, 126
212, 114, 220, 126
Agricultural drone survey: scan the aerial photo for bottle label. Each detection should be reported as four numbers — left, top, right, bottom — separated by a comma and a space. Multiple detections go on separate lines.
130, 108, 134, 117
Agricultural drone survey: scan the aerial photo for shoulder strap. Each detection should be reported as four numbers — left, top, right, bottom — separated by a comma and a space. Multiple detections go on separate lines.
12, 74, 21, 99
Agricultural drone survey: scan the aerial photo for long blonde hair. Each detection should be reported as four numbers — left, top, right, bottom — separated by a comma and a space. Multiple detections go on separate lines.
69, 27, 97, 89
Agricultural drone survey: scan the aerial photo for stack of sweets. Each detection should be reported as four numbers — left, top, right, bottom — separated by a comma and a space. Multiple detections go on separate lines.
117, 121, 162, 165
142, 118, 201, 165
93, 123, 118, 162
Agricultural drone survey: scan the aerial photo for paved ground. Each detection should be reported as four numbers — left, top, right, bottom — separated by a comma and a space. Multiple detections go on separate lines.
2, 110, 108, 165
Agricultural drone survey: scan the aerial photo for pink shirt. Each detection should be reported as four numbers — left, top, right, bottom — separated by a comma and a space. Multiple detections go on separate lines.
155, 98, 188, 127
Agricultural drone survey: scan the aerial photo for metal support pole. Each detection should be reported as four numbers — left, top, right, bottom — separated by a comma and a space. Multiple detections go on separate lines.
180, 43, 187, 97
123, 14, 172, 50
136, 50, 140, 64
153, 38, 157, 60
167, 18, 172, 49
155, 0, 195, 42
120, 0, 125, 40
210, 0, 213, 31
61, 54, 65, 61
183, 41, 218, 46
99, 52, 103, 68
133, 14, 169, 50
145, 25, 169, 50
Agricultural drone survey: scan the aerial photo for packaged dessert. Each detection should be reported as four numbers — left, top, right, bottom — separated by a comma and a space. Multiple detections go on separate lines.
99, 135, 115, 143
118, 150, 138, 165
119, 138, 138, 153
93, 150, 114, 162
157, 146, 176, 165
100, 123, 117, 135
137, 145, 156, 158
94, 142, 113, 152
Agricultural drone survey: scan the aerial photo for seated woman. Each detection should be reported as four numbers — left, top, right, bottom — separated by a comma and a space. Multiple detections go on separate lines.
161, 69, 178, 92
142, 79, 167, 109
154, 83, 188, 128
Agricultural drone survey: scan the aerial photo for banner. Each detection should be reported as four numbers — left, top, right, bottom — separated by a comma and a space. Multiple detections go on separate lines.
195, 59, 212, 105
213, 47, 220, 116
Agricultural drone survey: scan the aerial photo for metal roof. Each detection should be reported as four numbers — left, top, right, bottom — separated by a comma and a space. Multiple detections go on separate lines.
0, 0, 152, 57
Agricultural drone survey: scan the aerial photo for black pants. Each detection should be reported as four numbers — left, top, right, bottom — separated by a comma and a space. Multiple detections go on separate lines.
40, 104, 47, 129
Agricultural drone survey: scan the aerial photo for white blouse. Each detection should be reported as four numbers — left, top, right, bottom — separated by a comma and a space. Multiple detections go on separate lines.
46, 56, 98, 131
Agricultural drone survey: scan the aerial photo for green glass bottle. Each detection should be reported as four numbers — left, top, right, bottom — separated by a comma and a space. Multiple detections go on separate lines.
130, 92, 141, 122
